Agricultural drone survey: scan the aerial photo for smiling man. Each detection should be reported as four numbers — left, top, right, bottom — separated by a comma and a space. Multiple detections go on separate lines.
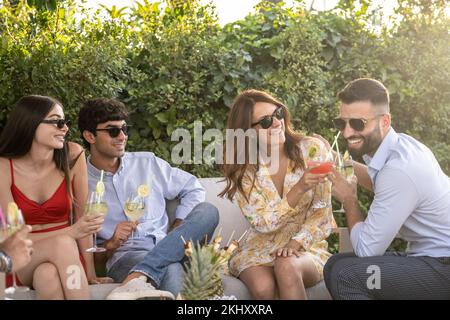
77, 99, 219, 300
324, 78, 450, 300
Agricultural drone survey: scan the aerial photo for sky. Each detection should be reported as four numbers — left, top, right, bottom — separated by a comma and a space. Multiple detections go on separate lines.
82, 0, 397, 25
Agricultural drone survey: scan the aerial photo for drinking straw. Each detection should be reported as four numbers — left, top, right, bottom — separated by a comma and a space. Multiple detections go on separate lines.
335, 136, 342, 167
226, 230, 235, 248
328, 131, 341, 162
237, 229, 249, 243
216, 227, 222, 238
97, 170, 105, 204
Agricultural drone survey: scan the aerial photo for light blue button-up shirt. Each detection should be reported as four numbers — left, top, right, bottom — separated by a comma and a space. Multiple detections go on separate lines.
87, 152, 205, 270
351, 128, 450, 257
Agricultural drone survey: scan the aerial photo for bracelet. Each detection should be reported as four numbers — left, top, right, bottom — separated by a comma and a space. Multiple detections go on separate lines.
0, 250, 13, 273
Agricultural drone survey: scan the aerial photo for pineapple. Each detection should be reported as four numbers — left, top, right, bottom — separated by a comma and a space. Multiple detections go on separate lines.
180, 242, 224, 300
180, 234, 240, 300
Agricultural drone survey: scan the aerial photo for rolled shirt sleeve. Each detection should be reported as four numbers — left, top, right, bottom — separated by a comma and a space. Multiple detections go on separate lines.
351, 167, 419, 257
155, 157, 205, 220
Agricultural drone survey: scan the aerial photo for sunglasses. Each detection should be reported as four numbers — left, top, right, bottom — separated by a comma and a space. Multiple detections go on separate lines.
251, 107, 285, 129
95, 125, 131, 138
333, 115, 382, 132
41, 119, 71, 129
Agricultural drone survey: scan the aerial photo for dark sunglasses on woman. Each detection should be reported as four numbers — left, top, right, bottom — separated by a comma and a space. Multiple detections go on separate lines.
95, 125, 131, 138
41, 119, 71, 129
251, 107, 285, 129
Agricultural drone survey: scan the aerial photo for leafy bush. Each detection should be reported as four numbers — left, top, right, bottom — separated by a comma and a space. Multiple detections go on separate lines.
0, 0, 131, 135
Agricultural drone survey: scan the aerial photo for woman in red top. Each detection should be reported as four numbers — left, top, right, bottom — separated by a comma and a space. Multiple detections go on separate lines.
0, 95, 111, 299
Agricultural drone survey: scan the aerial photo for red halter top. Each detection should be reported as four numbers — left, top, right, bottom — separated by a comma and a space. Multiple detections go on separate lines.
9, 159, 71, 228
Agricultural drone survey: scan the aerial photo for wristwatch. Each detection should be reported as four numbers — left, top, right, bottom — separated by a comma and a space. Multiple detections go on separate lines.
0, 250, 13, 273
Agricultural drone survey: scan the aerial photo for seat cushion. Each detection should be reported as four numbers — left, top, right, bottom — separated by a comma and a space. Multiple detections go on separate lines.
6, 283, 120, 300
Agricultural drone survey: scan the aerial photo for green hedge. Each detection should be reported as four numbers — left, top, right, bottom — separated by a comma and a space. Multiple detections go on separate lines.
1, 0, 449, 250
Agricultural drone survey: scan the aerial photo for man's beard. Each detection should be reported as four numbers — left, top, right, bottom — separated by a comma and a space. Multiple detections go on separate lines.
346, 127, 383, 158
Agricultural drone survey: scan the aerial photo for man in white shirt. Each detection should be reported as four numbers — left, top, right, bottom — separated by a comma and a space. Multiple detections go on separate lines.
324, 78, 450, 299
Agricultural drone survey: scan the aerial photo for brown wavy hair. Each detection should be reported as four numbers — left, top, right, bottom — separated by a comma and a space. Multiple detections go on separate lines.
219, 89, 305, 202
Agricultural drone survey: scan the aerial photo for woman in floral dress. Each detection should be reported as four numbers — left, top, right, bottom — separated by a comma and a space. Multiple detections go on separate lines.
220, 89, 336, 299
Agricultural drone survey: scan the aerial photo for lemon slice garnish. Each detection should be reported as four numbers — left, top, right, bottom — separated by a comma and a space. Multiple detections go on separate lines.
7, 202, 19, 225
308, 144, 319, 159
343, 150, 350, 162
137, 184, 149, 198
96, 181, 105, 196
7, 202, 18, 214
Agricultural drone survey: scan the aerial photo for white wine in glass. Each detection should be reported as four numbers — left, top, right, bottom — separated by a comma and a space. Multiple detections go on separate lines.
5, 204, 30, 294
124, 193, 145, 244
85, 192, 108, 253
334, 154, 355, 213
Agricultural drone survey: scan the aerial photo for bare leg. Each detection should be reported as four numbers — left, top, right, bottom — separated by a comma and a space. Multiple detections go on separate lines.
274, 254, 321, 300
17, 235, 90, 299
239, 266, 278, 300
33, 263, 64, 300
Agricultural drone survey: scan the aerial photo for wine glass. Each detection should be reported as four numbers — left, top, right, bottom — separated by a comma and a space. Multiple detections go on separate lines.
334, 155, 355, 213
302, 145, 333, 209
5, 206, 30, 294
0, 208, 8, 243
124, 192, 145, 245
85, 191, 108, 253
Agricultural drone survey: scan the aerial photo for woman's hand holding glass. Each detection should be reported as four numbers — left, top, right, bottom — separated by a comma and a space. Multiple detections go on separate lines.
69, 208, 105, 240
84, 191, 108, 253
295, 166, 329, 195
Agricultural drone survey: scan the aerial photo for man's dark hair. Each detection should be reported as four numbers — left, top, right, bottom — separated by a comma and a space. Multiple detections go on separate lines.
337, 78, 390, 112
78, 98, 129, 148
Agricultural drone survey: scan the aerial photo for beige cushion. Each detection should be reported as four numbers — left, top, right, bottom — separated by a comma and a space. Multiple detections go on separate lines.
6, 283, 120, 300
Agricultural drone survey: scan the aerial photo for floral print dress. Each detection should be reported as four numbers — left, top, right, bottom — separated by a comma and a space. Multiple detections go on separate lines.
228, 137, 336, 279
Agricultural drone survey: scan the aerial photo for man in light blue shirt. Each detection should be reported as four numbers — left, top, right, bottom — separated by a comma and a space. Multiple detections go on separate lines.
78, 99, 219, 300
324, 78, 450, 299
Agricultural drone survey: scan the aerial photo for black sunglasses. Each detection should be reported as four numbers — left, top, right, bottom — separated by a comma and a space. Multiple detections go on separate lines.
251, 107, 285, 129
41, 119, 71, 129
333, 116, 382, 132
95, 125, 131, 138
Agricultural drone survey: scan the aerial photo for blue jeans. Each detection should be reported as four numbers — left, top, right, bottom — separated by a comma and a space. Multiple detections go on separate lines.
107, 202, 219, 296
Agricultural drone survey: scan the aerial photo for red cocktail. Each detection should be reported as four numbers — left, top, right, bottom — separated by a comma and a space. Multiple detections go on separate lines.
307, 161, 333, 174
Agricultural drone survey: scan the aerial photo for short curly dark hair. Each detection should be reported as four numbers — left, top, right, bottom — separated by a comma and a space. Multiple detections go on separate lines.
78, 98, 129, 148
